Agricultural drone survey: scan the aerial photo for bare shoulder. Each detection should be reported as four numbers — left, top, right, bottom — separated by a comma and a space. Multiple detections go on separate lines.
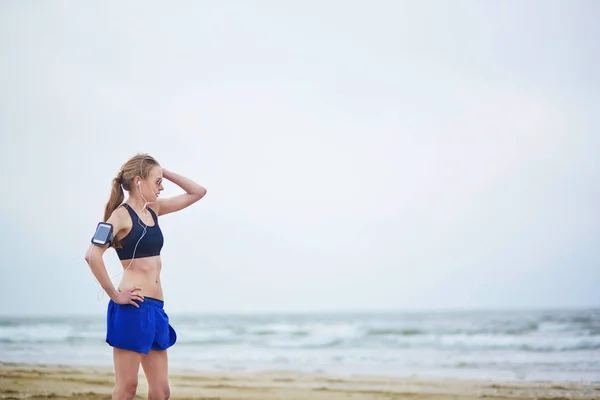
107, 204, 131, 233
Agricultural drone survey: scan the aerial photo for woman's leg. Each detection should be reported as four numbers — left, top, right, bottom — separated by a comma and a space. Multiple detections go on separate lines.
141, 349, 170, 400
113, 348, 142, 400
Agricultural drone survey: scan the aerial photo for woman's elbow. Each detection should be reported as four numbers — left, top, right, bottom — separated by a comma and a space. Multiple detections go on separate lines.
85, 246, 100, 265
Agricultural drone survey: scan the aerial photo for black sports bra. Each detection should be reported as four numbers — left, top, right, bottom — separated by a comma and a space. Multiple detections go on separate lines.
115, 203, 164, 261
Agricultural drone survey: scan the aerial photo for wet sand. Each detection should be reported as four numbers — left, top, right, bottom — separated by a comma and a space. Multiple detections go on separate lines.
1, 362, 599, 399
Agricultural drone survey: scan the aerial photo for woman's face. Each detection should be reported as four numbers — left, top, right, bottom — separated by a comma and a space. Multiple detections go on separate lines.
140, 165, 164, 202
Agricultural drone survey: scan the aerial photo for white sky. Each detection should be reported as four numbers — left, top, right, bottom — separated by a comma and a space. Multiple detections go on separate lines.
0, 1, 598, 316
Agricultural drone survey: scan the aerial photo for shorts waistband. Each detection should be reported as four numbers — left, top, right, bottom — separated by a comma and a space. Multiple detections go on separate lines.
138, 296, 164, 308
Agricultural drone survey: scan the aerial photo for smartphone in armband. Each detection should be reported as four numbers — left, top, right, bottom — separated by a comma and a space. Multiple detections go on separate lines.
91, 222, 114, 246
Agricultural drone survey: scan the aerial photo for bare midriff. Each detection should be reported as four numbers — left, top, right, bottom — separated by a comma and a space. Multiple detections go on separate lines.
117, 255, 163, 300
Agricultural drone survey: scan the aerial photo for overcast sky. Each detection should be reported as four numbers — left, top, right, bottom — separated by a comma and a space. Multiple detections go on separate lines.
0, 1, 598, 317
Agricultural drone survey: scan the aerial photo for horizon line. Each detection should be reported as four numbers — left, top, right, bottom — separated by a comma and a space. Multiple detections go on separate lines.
1, 304, 598, 319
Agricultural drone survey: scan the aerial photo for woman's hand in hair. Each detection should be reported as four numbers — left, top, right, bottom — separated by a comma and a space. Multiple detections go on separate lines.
157, 168, 207, 216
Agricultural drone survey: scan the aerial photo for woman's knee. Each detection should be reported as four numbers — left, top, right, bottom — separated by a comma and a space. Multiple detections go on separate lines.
114, 378, 138, 399
149, 384, 170, 400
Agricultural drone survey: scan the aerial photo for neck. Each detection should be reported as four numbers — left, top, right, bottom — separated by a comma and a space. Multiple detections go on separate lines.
125, 196, 148, 213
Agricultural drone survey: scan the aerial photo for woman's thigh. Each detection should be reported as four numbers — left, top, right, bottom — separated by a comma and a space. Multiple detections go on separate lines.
141, 349, 170, 395
113, 347, 142, 388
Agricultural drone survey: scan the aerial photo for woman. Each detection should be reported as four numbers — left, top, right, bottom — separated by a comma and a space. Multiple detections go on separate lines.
85, 153, 207, 400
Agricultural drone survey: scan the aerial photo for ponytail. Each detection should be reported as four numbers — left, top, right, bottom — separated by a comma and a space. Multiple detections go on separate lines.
103, 174, 124, 247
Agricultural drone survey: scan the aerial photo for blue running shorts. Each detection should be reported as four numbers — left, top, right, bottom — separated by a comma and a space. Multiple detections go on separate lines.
106, 296, 177, 354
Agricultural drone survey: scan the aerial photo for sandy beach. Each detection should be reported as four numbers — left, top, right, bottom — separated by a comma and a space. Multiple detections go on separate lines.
1, 362, 599, 400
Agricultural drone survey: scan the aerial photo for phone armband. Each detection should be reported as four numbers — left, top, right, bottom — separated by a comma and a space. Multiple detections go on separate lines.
91, 222, 114, 246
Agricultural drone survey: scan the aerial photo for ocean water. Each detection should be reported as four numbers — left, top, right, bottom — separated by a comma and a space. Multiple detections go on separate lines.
1, 308, 599, 382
